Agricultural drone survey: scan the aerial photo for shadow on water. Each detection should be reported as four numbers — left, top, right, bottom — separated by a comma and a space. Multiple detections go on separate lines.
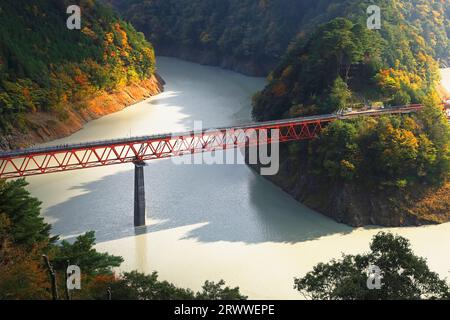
45, 57, 353, 245
46, 156, 353, 244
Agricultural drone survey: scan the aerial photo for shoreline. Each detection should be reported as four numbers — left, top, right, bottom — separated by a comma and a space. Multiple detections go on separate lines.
0, 74, 165, 151
155, 44, 274, 77
3, 67, 448, 152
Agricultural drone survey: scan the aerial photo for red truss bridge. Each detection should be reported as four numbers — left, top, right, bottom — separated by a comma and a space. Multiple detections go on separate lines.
0, 104, 426, 180
0, 103, 444, 226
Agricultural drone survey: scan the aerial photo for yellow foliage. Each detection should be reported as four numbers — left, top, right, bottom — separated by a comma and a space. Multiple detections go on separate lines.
200, 32, 212, 44
105, 32, 114, 45
281, 65, 293, 78
81, 27, 96, 39
340, 159, 355, 172
381, 123, 419, 164
403, 117, 419, 132
376, 68, 423, 93
408, 183, 450, 223
272, 82, 287, 97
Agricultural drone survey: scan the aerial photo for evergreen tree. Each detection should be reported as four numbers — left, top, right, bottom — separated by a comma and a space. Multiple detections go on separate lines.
295, 232, 450, 300
329, 77, 352, 112
0, 179, 53, 247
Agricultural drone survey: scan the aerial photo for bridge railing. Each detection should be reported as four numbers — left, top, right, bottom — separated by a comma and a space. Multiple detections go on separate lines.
0, 104, 428, 179
0, 104, 424, 159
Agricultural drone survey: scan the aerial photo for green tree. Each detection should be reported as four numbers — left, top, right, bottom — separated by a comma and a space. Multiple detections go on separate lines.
0, 214, 51, 300
52, 231, 123, 276
100, 271, 195, 300
0, 0, 157, 134
328, 76, 352, 112
391, 90, 411, 106
83, 271, 247, 300
294, 232, 450, 300
416, 96, 450, 183
311, 120, 359, 180
0, 179, 53, 247
0, 178, 246, 300
196, 280, 247, 300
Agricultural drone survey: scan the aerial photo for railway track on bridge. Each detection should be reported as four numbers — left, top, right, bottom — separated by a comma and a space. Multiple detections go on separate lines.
2, 103, 447, 226
0, 104, 426, 180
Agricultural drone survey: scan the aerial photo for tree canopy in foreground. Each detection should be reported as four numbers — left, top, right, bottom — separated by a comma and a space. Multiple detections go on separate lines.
295, 232, 450, 300
0, 178, 246, 300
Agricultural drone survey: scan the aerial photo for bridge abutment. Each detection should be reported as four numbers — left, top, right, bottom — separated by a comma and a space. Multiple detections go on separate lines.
134, 161, 146, 227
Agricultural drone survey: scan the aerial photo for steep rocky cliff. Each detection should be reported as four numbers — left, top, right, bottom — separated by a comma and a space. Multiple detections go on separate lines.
257, 145, 449, 227
249, 1, 450, 227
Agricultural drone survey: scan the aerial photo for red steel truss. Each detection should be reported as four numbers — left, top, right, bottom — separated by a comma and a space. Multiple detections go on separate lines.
0, 105, 425, 179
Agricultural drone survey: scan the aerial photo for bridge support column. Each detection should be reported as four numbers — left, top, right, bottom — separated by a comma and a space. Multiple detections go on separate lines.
134, 161, 146, 227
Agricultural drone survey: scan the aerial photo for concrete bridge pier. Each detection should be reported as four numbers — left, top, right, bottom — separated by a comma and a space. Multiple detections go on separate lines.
134, 160, 147, 227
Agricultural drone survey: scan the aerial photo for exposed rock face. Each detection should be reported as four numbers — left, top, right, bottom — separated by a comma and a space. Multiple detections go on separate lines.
249, 146, 449, 227
0, 74, 164, 151
156, 44, 275, 77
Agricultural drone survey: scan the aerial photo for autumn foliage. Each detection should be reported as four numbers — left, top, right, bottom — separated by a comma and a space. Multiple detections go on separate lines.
0, 0, 157, 133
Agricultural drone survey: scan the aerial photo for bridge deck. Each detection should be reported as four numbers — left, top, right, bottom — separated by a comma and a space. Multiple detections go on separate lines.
0, 104, 436, 179
0, 105, 423, 159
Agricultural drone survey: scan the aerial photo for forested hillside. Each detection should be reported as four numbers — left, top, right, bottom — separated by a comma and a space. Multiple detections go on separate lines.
251, 0, 450, 226
1, 0, 447, 226
104, 0, 450, 226
107, 0, 449, 75
106, 0, 328, 75
0, 0, 162, 149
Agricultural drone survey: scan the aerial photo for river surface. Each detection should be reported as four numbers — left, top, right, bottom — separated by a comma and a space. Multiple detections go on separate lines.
26, 58, 450, 299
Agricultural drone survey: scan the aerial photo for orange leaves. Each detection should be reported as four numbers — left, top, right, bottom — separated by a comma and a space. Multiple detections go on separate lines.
272, 82, 287, 97
72, 67, 89, 86
22, 87, 30, 98
103, 23, 135, 63
113, 23, 131, 50
0, 215, 51, 299
0, 0, 157, 129
22, 87, 36, 113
